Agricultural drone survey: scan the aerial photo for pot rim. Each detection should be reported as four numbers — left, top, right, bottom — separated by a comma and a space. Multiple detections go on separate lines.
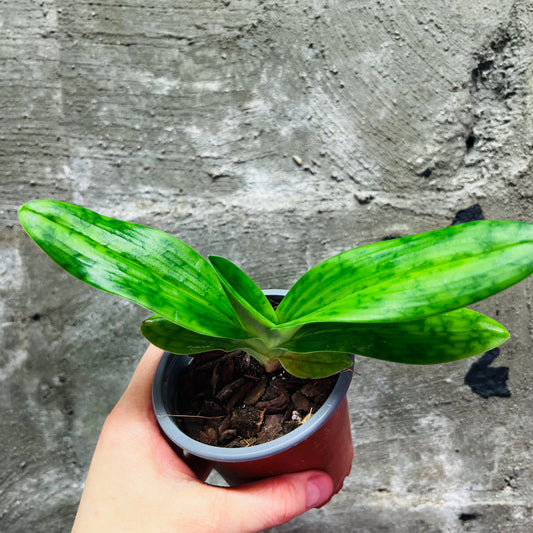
152, 289, 353, 463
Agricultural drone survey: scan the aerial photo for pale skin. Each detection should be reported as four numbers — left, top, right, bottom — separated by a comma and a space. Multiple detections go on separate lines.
72, 344, 334, 533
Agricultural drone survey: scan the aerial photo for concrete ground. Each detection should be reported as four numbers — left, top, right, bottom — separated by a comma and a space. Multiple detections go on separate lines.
1, 1, 533, 531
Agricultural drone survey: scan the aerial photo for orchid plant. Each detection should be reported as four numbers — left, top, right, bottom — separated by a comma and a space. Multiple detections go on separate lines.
19, 200, 533, 379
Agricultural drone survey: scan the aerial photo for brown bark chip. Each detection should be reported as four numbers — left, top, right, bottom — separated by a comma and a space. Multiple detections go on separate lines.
230, 405, 265, 439
291, 391, 311, 412
222, 358, 234, 385
216, 377, 247, 403
243, 376, 268, 405
256, 414, 284, 444
175, 350, 336, 447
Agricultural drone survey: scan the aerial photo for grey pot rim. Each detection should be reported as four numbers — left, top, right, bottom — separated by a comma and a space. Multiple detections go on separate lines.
152, 289, 353, 463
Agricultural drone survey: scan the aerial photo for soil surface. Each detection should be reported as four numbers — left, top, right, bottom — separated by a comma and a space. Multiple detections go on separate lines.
176, 349, 336, 448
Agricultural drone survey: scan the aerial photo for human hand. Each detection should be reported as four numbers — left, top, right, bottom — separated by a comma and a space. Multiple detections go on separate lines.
72, 344, 334, 533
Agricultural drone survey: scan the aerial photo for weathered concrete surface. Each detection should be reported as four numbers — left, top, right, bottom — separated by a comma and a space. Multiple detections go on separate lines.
1, 1, 533, 531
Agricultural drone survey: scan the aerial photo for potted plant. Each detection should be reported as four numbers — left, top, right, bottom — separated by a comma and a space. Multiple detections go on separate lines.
18, 200, 533, 495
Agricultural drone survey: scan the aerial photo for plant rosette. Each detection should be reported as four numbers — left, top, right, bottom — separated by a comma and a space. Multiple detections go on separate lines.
18, 201, 533, 494
152, 291, 354, 493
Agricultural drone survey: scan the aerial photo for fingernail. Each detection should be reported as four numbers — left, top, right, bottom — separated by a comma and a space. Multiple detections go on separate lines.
306, 474, 334, 509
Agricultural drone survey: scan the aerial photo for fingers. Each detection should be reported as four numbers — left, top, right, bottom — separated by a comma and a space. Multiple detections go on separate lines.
118, 343, 164, 413
208, 470, 334, 532
105, 345, 335, 532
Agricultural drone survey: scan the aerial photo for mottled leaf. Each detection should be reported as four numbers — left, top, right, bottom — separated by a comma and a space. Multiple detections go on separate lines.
18, 200, 247, 338
276, 221, 533, 327
278, 351, 353, 379
209, 255, 278, 335
141, 315, 247, 354
279, 309, 509, 364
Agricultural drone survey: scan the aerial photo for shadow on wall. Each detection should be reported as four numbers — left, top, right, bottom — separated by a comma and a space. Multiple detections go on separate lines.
464, 348, 510, 399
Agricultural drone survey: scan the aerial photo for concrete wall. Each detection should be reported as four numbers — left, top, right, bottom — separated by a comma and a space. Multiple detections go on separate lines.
1, 1, 532, 531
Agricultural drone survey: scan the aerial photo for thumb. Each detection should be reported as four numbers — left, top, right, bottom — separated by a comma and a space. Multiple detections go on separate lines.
216, 470, 334, 532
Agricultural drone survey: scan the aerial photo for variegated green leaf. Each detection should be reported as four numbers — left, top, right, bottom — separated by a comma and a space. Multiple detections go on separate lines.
208, 255, 278, 336
208, 256, 278, 323
278, 351, 353, 379
141, 315, 247, 354
276, 221, 533, 327
279, 309, 509, 364
18, 200, 248, 339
